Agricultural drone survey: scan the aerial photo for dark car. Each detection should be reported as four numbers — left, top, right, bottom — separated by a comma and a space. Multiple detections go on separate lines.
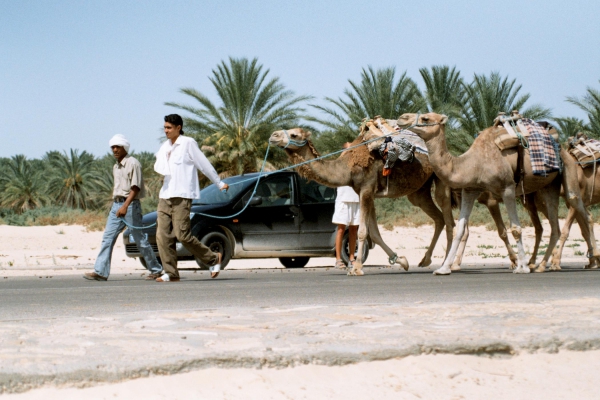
123, 171, 373, 269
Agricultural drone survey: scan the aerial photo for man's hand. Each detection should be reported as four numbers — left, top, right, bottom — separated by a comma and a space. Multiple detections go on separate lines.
116, 204, 128, 218
221, 183, 229, 193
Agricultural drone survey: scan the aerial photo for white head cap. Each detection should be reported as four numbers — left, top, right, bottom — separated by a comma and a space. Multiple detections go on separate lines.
109, 134, 130, 153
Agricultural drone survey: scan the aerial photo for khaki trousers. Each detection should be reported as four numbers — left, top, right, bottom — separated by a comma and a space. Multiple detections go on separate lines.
156, 198, 218, 278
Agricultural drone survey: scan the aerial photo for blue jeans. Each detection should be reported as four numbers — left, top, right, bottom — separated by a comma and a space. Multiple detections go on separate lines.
94, 200, 162, 277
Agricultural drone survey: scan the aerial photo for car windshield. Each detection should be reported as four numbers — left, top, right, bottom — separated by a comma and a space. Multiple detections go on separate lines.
192, 175, 258, 205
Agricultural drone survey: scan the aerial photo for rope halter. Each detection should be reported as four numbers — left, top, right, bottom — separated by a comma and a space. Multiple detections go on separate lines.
282, 129, 308, 149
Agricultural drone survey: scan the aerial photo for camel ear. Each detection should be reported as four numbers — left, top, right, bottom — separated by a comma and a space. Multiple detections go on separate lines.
439, 115, 448, 125
300, 128, 312, 139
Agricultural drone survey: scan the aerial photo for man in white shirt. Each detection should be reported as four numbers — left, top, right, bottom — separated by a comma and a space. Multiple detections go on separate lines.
153, 114, 229, 282
332, 143, 360, 269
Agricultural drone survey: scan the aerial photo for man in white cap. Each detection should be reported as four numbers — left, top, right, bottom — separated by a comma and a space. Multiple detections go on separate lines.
83, 134, 163, 281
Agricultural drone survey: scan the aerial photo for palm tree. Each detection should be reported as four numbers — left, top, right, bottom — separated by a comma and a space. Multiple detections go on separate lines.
459, 71, 552, 135
166, 57, 312, 177
0, 155, 47, 213
88, 153, 115, 210
552, 117, 588, 143
312, 66, 423, 142
45, 149, 97, 209
419, 65, 464, 121
418, 65, 471, 155
567, 80, 600, 137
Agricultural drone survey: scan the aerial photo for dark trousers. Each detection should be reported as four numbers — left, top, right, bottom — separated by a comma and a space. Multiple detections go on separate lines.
156, 197, 218, 278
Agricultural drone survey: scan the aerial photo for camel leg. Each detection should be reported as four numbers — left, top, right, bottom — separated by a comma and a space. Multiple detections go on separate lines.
450, 224, 469, 271
531, 187, 561, 273
501, 187, 529, 274
572, 206, 599, 269
407, 180, 445, 268
486, 202, 518, 269
349, 191, 373, 276
551, 206, 577, 270
434, 179, 455, 264
561, 190, 599, 269
433, 189, 481, 275
522, 194, 543, 271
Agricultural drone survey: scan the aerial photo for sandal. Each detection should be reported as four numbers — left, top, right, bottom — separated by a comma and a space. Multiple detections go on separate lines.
335, 260, 346, 269
146, 272, 163, 280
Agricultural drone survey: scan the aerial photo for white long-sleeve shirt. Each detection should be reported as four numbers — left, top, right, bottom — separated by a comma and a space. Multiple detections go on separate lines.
154, 135, 225, 199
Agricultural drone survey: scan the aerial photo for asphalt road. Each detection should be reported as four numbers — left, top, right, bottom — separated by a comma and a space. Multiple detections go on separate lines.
1, 264, 599, 321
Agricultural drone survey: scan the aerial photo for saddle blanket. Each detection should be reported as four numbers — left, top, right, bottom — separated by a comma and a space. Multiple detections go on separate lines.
568, 137, 600, 168
519, 118, 560, 176
391, 130, 428, 155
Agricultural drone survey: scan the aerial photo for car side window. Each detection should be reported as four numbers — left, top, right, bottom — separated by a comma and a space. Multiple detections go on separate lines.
298, 177, 336, 204
254, 176, 294, 207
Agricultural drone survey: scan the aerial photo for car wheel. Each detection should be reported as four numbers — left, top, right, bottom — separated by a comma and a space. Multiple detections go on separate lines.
196, 232, 231, 270
279, 257, 310, 268
340, 231, 369, 265
140, 257, 162, 268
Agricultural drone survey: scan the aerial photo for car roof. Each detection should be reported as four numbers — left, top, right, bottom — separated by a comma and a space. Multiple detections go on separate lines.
223, 170, 296, 183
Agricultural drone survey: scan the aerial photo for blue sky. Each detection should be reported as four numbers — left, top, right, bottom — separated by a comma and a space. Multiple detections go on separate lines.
1, 0, 598, 158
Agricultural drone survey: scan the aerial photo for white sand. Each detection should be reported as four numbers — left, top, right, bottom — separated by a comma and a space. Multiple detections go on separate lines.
6, 351, 600, 399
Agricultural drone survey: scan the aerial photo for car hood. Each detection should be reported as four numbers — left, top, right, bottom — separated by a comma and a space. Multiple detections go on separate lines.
124, 203, 230, 236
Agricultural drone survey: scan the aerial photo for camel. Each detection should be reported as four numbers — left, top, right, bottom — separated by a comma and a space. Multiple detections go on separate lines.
371, 117, 546, 272
551, 148, 600, 269
396, 112, 585, 275
268, 127, 453, 276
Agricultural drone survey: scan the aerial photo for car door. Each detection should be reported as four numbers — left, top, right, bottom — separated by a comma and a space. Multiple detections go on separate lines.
296, 177, 337, 249
238, 174, 301, 251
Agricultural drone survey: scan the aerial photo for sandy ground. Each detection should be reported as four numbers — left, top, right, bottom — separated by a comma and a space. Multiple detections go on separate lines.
0, 219, 593, 275
1, 222, 598, 399
6, 351, 600, 399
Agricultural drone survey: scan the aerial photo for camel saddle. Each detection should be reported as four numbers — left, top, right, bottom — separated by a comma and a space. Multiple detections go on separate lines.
567, 132, 600, 168
493, 112, 559, 151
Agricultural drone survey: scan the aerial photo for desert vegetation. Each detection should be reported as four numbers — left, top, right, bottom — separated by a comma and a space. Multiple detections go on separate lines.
1, 57, 598, 229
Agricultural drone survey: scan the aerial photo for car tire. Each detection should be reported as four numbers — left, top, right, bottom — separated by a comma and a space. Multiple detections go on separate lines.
279, 257, 310, 268
140, 257, 162, 268
196, 232, 232, 270
340, 231, 369, 265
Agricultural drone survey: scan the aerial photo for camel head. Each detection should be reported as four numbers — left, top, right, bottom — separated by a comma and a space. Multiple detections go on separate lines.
397, 113, 448, 142
269, 128, 312, 150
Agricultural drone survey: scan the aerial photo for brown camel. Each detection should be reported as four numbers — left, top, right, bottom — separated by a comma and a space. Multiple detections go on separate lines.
268, 127, 452, 276
551, 149, 600, 269
369, 117, 528, 271
396, 112, 580, 275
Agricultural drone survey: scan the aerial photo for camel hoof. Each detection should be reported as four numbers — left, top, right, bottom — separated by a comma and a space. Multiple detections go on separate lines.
513, 266, 531, 274
508, 263, 517, 270
450, 265, 461, 272
418, 258, 432, 268
534, 265, 546, 273
550, 264, 562, 271
347, 269, 364, 276
397, 256, 409, 271
584, 264, 598, 270
433, 267, 451, 275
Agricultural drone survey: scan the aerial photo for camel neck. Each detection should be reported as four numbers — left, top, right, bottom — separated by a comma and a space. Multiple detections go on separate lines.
287, 142, 352, 187
423, 127, 463, 186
